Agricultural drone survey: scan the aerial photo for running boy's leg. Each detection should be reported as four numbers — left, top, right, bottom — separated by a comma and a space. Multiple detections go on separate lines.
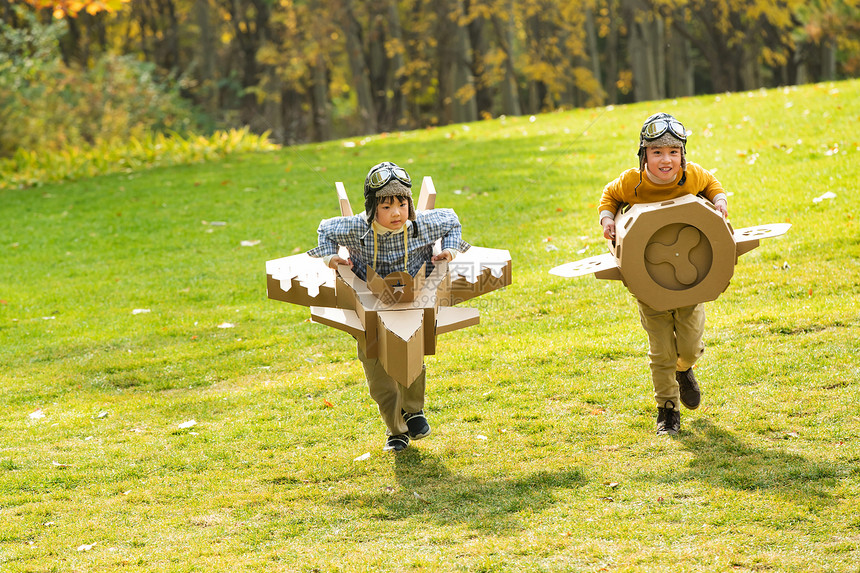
637, 300, 680, 408
673, 303, 705, 371
357, 344, 424, 436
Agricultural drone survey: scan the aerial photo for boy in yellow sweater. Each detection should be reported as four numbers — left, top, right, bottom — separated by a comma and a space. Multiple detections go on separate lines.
598, 113, 728, 435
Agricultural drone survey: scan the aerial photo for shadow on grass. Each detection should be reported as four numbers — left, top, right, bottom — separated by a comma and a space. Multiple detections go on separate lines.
332, 449, 587, 534
679, 419, 839, 500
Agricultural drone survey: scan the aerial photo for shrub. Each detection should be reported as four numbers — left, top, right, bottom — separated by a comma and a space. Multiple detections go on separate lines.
0, 8, 199, 158
0, 128, 279, 189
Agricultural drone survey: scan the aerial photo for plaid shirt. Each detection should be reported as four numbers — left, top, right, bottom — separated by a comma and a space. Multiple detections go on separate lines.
308, 208, 471, 281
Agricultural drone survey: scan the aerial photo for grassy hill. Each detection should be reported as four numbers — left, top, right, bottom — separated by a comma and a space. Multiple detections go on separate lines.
1, 80, 858, 572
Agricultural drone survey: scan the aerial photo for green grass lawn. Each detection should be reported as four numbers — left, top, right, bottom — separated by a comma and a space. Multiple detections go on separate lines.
2, 80, 859, 572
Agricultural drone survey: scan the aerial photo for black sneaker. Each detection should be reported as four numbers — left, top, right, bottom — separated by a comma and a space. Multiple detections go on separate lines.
676, 368, 701, 410
656, 401, 680, 435
384, 433, 409, 452
402, 409, 432, 439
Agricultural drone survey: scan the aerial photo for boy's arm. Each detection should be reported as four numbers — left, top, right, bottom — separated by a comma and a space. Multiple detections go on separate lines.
307, 217, 355, 267
598, 174, 626, 239
431, 209, 471, 254
697, 167, 728, 218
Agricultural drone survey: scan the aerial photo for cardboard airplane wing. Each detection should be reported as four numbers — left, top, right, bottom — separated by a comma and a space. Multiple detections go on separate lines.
267, 175, 512, 387
549, 195, 790, 311
266, 253, 338, 308
549, 253, 620, 280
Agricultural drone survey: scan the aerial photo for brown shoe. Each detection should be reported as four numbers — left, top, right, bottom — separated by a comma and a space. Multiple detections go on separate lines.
656, 401, 680, 435
676, 368, 701, 410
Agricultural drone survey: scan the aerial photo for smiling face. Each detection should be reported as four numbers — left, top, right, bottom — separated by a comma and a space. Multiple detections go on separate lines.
645, 146, 683, 183
375, 196, 410, 230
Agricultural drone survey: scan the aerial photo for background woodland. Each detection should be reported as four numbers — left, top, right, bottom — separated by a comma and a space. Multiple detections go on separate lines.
2, 0, 859, 149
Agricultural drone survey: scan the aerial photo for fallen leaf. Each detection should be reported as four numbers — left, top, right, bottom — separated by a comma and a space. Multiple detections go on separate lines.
323, 400, 334, 408
813, 191, 837, 203
353, 453, 371, 462
97, 411, 109, 419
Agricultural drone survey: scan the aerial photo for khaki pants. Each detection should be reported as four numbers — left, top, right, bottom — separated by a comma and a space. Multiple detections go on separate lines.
357, 343, 426, 436
637, 300, 705, 410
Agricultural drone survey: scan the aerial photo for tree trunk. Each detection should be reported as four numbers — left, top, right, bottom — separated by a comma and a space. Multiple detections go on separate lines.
435, 0, 455, 124
665, 25, 693, 97
452, 0, 477, 123
602, 0, 619, 104
386, 0, 408, 128
194, 0, 219, 116
490, 5, 521, 116
585, 8, 603, 105
310, 54, 331, 142
367, 4, 389, 129
624, 0, 660, 102
466, 3, 493, 118
821, 36, 837, 80
340, 0, 377, 134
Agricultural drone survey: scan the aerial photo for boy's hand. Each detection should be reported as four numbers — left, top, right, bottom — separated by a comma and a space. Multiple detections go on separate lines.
601, 217, 616, 240
432, 251, 453, 263
714, 199, 728, 219
328, 255, 353, 269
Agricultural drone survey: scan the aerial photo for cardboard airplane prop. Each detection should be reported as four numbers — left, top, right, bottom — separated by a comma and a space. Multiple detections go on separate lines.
267, 177, 512, 386
549, 195, 790, 311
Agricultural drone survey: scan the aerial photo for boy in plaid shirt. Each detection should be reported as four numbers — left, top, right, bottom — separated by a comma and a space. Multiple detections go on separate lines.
308, 161, 469, 451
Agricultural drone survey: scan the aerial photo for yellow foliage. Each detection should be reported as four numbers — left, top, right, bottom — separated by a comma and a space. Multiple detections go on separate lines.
19, 0, 130, 19
455, 84, 477, 104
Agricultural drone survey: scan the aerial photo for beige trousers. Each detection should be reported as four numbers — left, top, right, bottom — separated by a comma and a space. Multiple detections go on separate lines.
637, 300, 705, 410
357, 343, 426, 436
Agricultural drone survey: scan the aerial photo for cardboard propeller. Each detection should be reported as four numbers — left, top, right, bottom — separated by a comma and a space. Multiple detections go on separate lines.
549, 195, 790, 311
267, 176, 512, 387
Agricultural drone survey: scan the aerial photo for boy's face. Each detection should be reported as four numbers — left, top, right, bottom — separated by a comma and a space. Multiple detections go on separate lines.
375, 196, 410, 230
645, 146, 682, 182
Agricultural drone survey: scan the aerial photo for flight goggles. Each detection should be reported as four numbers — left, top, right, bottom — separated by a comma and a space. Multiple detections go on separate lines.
367, 165, 412, 190
641, 117, 687, 142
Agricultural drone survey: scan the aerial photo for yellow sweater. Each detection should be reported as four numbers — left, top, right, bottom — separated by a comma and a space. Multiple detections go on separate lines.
598, 162, 724, 219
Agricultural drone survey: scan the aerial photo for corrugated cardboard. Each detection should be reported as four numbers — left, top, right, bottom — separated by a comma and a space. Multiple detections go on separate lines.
366, 263, 428, 304
549, 194, 790, 311
377, 310, 425, 387
266, 255, 337, 307
267, 176, 512, 387
613, 195, 736, 310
